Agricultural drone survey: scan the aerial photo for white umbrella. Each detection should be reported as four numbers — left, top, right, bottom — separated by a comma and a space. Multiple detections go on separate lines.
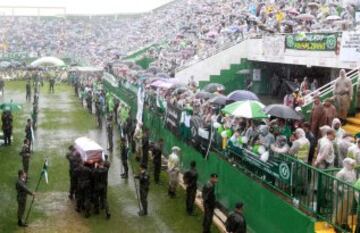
326, 15, 342, 21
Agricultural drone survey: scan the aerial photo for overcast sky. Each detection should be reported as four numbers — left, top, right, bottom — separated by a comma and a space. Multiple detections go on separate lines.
0, 0, 173, 15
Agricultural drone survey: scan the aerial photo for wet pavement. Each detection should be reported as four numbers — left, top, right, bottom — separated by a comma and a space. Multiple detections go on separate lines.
0, 81, 218, 233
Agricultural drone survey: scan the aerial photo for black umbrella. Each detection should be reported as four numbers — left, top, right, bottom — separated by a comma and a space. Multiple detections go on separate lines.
173, 87, 188, 95
264, 104, 303, 120
209, 95, 228, 106
227, 90, 259, 102
202, 83, 225, 93
195, 91, 214, 100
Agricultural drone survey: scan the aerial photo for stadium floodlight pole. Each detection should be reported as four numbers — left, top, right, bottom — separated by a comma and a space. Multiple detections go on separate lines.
24, 168, 43, 224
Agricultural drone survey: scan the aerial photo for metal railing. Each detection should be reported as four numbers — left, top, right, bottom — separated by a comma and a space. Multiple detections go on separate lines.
301, 67, 360, 118
104, 73, 360, 233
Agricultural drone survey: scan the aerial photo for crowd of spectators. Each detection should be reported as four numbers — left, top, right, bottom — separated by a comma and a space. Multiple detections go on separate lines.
0, 0, 358, 76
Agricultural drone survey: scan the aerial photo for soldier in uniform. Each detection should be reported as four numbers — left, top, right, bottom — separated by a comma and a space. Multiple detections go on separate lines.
93, 162, 111, 219
66, 146, 79, 200
1, 110, 13, 145
26, 80, 31, 101
16, 169, 35, 227
74, 162, 92, 218
24, 119, 32, 148
120, 137, 129, 179
202, 173, 218, 233
20, 139, 31, 175
106, 115, 113, 151
95, 99, 102, 128
86, 90, 92, 113
0, 76, 4, 96
141, 128, 150, 167
151, 138, 164, 184
225, 202, 247, 233
135, 164, 150, 216
183, 160, 198, 215
49, 77, 55, 93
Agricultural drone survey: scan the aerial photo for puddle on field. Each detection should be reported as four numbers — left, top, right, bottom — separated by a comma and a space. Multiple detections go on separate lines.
17, 192, 90, 233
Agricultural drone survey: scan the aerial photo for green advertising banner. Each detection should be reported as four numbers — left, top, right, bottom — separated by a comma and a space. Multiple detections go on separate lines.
228, 145, 293, 184
285, 33, 337, 51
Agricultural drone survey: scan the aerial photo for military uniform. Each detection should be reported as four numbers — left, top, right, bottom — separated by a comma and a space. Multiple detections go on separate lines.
120, 143, 129, 178
106, 120, 113, 150
93, 165, 111, 218
136, 170, 150, 215
1, 112, 13, 145
141, 133, 149, 166
225, 211, 247, 233
152, 144, 162, 184
16, 177, 33, 226
26, 82, 31, 101
25, 123, 32, 144
74, 164, 92, 217
66, 152, 80, 199
184, 167, 198, 214
49, 78, 55, 93
202, 181, 216, 233
20, 142, 31, 174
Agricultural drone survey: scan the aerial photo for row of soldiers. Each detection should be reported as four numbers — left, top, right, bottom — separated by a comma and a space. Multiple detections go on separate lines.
66, 146, 111, 219
16, 82, 40, 227
73, 80, 246, 232
126, 121, 247, 232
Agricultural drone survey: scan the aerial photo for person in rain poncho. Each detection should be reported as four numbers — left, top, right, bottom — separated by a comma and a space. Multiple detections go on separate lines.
288, 128, 310, 163
310, 95, 326, 139
337, 134, 355, 167
332, 118, 346, 141
289, 128, 310, 195
323, 99, 337, 126
314, 129, 336, 169
334, 69, 353, 121
334, 158, 356, 232
133, 122, 143, 161
270, 135, 289, 154
167, 146, 180, 198
257, 125, 275, 150
347, 138, 360, 165
317, 125, 332, 153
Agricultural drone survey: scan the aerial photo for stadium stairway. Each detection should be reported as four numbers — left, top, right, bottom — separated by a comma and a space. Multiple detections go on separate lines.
198, 61, 249, 93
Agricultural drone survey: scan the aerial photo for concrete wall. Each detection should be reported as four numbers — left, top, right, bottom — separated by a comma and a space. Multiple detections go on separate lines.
175, 37, 360, 83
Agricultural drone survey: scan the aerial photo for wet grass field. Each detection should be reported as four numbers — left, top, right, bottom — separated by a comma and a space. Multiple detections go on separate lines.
0, 81, 220, 233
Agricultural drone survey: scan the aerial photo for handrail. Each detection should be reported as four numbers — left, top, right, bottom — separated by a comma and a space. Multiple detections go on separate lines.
302, 67, 360, 110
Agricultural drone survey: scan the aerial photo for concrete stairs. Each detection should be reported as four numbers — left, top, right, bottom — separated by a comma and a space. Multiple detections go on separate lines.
344, 113, 360, 135
198, 61, 249, 93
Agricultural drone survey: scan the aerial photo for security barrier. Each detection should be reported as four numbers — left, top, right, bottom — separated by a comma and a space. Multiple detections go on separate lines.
103, 76, 360, 233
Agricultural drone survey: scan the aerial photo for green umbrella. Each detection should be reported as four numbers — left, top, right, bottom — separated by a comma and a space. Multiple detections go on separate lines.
0, 101, 22, 112
222, 100, 267, 119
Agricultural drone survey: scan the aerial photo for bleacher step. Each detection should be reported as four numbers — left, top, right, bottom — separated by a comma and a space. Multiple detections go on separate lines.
347, 117, 360, 126
343, 124, 360, 135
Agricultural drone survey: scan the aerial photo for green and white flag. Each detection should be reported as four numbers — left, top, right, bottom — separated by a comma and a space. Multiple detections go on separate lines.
41, 160, 49, 184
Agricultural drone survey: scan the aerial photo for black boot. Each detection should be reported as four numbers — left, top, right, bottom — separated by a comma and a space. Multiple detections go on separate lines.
18, 219, 28, 227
